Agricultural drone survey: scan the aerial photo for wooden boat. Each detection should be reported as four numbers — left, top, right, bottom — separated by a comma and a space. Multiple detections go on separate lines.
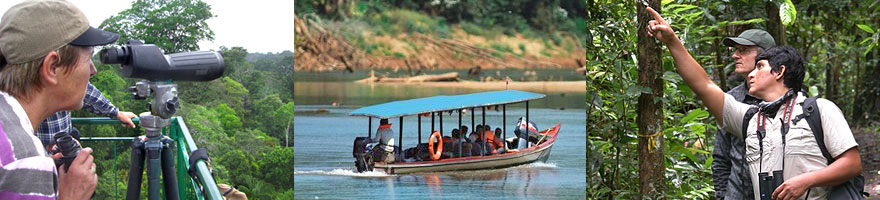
349, 90, 560, 174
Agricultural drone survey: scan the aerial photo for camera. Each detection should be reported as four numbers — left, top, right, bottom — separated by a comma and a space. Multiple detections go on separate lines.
99, 40, 224, 81
759, 170, 784, 200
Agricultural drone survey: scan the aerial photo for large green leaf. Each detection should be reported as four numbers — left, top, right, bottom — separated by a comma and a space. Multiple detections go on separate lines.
681, 109, 709, 123
857, 24, 876, 34
780, 0, 797, 26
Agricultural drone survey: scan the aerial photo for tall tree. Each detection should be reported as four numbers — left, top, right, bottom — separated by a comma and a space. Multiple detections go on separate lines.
637, 0, 665, 197
765, 1, 785, 45
99, 0, 215, 53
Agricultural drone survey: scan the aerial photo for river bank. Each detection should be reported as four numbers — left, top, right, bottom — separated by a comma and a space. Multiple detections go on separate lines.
358, 80, 585, 93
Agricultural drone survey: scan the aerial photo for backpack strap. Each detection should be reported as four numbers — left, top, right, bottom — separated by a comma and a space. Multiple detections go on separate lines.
799, 97, 869, 198
800, 97, 835, 164
742, 107, 759, 140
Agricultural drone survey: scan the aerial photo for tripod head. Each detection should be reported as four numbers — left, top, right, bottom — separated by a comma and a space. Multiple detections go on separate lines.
131, 81, 179, 119
130, 81, 178, 138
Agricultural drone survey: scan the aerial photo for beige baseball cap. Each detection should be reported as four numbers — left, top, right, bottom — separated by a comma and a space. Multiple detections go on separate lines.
0, 0, 119, 65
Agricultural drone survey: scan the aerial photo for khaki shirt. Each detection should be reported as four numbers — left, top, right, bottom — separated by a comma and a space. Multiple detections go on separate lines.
720, 93, 858, 200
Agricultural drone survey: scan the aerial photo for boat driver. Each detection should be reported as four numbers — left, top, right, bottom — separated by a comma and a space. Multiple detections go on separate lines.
367, 119, 396, 163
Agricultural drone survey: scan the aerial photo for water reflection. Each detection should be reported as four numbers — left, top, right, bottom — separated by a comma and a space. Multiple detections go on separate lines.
386, 163, 558, 199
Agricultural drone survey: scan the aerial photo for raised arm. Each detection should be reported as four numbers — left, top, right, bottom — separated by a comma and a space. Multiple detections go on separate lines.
645, 7, 726, 124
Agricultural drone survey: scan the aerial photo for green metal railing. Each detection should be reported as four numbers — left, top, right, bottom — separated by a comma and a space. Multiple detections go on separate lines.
72, 117, 222, 200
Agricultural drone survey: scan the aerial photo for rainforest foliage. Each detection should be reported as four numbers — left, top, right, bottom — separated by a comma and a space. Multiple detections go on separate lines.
587, 0, 880, 198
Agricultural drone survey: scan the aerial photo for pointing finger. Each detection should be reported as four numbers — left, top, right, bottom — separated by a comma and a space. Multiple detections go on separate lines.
646, 7, 666, 25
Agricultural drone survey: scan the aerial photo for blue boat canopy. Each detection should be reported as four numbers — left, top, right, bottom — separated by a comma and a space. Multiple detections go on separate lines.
350, 90, 546, 119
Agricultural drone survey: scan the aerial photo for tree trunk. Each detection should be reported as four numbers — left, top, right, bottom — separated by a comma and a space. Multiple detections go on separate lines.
715, 29, 728, 91
766, 1, 785, 45
286, 116, 293, 147
852, 50, 878, 126
637, 0, 665, 198
824, 58, 839, 101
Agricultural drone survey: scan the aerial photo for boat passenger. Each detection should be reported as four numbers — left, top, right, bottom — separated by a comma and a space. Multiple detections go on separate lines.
494, 128, 507, 154
459, 126, 469, 141
468, 126, 481, 143
449, 129, 464, 157
478, 126, 506, 155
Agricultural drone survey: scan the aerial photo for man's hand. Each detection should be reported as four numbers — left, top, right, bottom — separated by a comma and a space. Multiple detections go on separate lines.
117, 111, 137, 128
772, 172, 813, 200
643, 7, 726, 126
646, 7, 678, 44
57, 147, 97, 200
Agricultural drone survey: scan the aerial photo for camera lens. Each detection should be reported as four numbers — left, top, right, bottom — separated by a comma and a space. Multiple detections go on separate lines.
100, 47, 129, 65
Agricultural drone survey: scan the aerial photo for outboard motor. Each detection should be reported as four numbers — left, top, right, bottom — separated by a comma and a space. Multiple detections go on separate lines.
353, 137, 374, 172
514, 117, 538, 139
513, 117, 538, 149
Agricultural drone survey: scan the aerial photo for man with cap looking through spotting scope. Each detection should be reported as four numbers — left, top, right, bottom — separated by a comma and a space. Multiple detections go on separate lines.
0, 0, 120, 199
713, 29, 776, 199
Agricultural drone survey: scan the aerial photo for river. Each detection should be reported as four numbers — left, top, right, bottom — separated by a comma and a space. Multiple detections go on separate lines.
293, 72, 586, 199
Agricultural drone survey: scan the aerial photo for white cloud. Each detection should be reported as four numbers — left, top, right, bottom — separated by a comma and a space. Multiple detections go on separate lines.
0, 0, 293, 53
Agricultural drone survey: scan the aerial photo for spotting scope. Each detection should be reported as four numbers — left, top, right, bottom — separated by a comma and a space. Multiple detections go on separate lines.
99, 40, 224, 81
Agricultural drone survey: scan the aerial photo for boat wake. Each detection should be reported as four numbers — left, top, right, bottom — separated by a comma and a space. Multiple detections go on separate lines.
293, 168, 395, 177
511, 162, 558, 169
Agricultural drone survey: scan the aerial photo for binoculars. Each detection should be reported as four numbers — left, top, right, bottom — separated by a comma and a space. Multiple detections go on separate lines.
759, 170, 784, 200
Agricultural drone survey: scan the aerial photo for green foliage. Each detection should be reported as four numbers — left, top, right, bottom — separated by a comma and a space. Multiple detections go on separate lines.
218, 149, 259, 186
99, 0, 215, 53
858, 24, 880, 56
368, 9, 449, 37
276, 189, 294, 200
779, 0, 797, 26
253, 94, 285, 136
221, 46, 250, 79
298, 0, 585, 41
490, 43, 514, 54
259, 147, 294, 187
221, 77, 250, 112
460, 22, 503, 39
215, 104, 242, 135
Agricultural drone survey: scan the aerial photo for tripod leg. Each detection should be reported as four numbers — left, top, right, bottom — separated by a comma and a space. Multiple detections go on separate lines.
161, 137, 180, 200
126, 137, 146, 200
147, 142, 162, 200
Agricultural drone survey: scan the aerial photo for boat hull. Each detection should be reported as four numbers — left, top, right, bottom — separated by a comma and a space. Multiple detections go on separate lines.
373, 123, 559, 174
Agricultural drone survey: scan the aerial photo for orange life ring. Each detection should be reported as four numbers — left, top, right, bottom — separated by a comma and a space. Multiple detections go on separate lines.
428, 131, 443, 161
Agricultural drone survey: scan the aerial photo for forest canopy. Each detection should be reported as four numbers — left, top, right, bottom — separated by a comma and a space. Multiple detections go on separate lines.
75, 0, 295, 199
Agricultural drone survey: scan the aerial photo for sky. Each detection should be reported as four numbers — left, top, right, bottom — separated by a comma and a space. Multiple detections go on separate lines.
0, 0, 293, 54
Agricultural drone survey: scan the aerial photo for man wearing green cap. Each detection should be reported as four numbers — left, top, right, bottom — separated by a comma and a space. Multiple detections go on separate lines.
0, 0, 120, 199
712, 29, 775, 199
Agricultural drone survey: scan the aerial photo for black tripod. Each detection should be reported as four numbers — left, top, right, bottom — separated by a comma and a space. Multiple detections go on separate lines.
125, 81, 180, 200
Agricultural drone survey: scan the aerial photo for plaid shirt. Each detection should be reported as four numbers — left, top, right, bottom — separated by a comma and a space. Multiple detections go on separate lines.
36, 82, 118, 146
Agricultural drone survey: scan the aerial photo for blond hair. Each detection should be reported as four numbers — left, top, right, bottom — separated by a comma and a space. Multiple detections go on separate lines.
0, 44, 84, 100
